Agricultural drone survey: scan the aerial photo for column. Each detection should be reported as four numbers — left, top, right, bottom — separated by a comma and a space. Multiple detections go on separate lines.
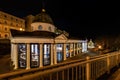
80, 43, 82, 53
69, 43, 72, 57
77, 43, 79, 54
14, 43, 18, 70
51, 44, 53, 65
73, 43, 75, 56
63, 43, 66, 60
11, 43, 14, 62
39, 44, 43, 67
26, 43, 30, 69
54, 44, 57, 64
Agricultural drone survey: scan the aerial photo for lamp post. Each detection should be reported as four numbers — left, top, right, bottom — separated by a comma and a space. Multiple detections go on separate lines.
98, 45, 102, 49
98, 45, 102, 54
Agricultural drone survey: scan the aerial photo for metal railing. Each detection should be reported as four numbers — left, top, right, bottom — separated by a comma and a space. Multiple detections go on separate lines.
0, 51, 120, 80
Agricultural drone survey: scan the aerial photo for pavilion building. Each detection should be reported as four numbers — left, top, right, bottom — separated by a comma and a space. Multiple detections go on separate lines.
10, 9, 87, 69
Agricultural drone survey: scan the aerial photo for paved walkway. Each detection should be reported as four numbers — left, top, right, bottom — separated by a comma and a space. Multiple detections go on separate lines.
107, 68, 120, 80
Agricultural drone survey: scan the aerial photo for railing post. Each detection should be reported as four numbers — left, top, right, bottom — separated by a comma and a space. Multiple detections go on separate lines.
118, 50, 120, 65
107, 54, 110, 74
116, 52, 119, 67
86, 56, 90, 80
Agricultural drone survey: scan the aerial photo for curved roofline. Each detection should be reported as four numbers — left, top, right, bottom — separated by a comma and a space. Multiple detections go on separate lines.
33, 9, 54, 24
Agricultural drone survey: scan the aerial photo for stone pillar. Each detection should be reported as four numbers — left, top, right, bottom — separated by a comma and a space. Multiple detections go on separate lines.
26, 43, 30, 69
51, 44, 53, 65
54, 44, 57, 64
39, 44, 43, 67
77, 43, 79, 54
63, 43, 66, 60
73, 43, 76, 56
14, 43, 18, 70
11, 43, 14, 62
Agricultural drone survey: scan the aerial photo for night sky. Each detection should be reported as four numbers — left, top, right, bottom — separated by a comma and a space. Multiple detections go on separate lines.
0, 0, 120, 39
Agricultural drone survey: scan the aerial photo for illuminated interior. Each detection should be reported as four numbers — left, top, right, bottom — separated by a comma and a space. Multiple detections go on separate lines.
66, 44, 70, 58
30, 44, 39, 67
43, 44, 51, 66
18, 44, 26, 68
56, 44, 63, 63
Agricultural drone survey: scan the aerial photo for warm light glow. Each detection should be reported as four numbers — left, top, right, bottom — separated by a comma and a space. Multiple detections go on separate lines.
42, 9, 46, 12
98, 45, 102, 49
20, 28, 23, 31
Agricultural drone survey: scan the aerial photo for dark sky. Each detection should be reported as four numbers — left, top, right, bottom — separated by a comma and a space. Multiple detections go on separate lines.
0, 0, 120, 39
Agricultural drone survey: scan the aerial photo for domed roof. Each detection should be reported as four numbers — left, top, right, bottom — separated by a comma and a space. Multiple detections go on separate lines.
33, 9, 54, 24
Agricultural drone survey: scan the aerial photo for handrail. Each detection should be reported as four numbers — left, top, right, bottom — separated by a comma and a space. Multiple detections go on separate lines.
0, 51, 120, 80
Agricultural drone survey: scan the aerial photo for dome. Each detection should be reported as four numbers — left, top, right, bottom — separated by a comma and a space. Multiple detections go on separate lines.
33, 9, 54, 24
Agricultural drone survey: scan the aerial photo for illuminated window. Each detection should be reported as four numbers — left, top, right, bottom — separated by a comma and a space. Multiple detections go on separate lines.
43, 44, 51, 66
30, 44, 39, 68
56, 44, 63, 62
18, 44, 26, 68
38, 25, 42, 30
66, 44, 70, 58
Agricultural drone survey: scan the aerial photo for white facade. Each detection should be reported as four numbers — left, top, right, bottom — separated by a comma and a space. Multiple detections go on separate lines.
31, 22, 55, 32
11, 34, 87, 69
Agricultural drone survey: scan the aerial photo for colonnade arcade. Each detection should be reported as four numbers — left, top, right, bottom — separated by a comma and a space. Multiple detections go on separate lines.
11, 35, 84, 70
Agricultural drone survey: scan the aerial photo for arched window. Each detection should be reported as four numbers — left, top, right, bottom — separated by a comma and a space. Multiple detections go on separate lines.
48, 26, 51, 31
38, 25, 42, 30
5, 34, 8, 38
5, 27, 7, 31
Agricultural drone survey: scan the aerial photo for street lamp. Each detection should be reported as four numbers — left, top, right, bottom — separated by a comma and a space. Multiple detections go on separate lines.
98, 45, 102, 49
